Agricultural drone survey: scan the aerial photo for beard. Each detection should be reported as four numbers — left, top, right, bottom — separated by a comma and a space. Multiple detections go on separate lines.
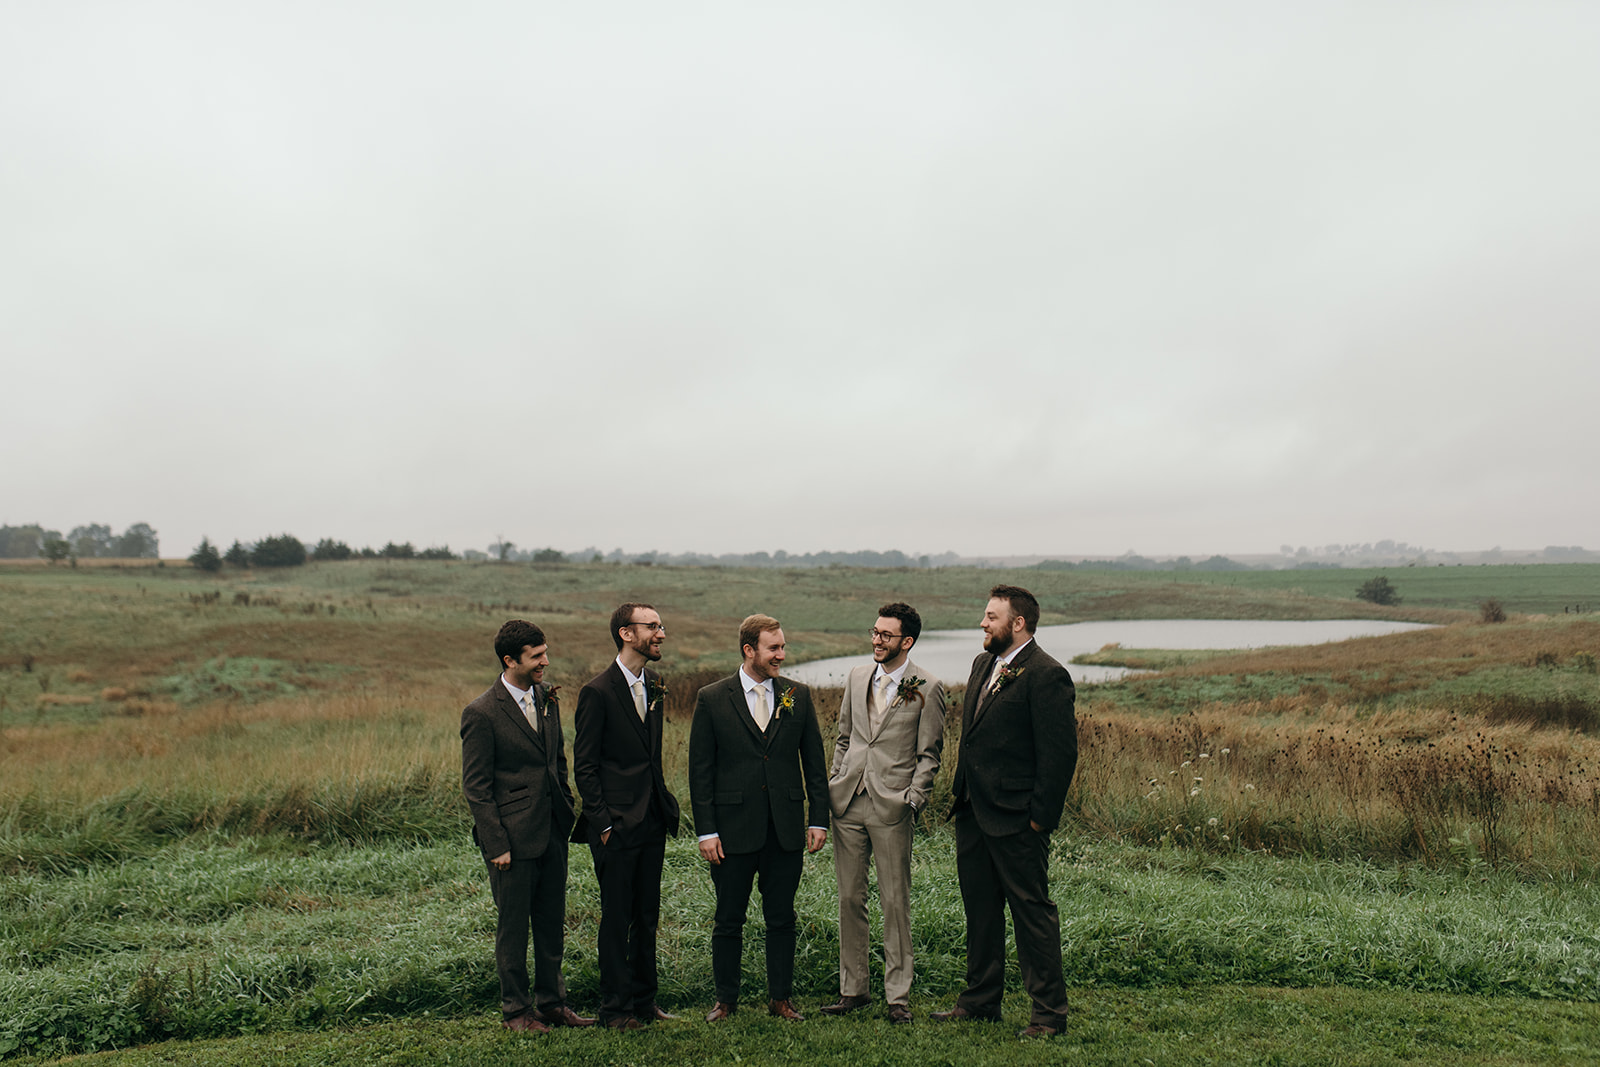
983, 628, 1015, 656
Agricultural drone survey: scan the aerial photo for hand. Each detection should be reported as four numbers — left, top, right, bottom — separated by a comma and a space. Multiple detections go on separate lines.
491, 851, 511, 870
699, 835, 724, 865
600, 828, 611, 846
806, 827, 827, 853
1029, 820, 1044, 833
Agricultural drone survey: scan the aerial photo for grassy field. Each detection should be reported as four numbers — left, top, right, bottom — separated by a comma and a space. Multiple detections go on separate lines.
3, 560, 1599, 1061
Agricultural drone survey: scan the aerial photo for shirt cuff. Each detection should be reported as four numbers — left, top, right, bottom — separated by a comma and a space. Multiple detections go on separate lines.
809, 825, 828, 832
697, 832, 719, 843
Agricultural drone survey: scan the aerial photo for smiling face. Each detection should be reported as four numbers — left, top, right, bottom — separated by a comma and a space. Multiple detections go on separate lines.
503, 643, 550, 690
870, 616, 911, 671
980, 597, 1023, 656
622, 606, 665, 662
743, 627, 786, 681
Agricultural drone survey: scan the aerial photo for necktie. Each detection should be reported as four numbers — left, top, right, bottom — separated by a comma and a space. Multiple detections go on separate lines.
987, 660, 1007, 695
752, 684, 771, 730
869, 673, 893, 733
523, 692, 539, 726
631, 679, 647, 721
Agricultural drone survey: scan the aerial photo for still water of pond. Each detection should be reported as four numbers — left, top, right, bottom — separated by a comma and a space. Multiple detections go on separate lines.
783, 619, 1436, 686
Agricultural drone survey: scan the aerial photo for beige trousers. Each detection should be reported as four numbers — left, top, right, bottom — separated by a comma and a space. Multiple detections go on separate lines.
832, 790, 915, 1006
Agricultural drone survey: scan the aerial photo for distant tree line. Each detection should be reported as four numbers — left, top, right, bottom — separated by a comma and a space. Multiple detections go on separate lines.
0, 522, 159, 562
188, 535, 460, 570
1034, 553, 1252, 572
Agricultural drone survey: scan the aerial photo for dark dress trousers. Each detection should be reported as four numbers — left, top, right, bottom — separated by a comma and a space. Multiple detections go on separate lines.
687, 674, 828, 1005
949, 639, 1078, 1028
461, 679, 577, 1021
572, 662, 682, 1023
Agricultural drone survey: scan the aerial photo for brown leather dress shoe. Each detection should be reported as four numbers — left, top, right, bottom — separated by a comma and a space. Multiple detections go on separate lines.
819, 994, 872, 1016
768, 999, 805, 1021
705, 1001, 737, 1022
930, 1005, 1002, 1023
605, 1016, 644, 1031
502, 1012, 551, 1033
535, 1005, 596, 1028
887, 1004, 913, 1025
1018, 1023, 1059, 1039
638, 1005, 679, 1022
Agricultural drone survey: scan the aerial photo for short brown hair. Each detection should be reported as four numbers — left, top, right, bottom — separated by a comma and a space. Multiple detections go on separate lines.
609, 602, 656, 650
739, 613, 781, 656
494, 619, 547, 667
989, 584, 1040, 633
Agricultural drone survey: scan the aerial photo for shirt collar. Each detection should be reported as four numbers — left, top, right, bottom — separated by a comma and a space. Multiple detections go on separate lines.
501, 674, 532, 703
739, 666, 773, 694
995, 637, 1032, 667
872, 659, 910, 687
616, 657, 645, 688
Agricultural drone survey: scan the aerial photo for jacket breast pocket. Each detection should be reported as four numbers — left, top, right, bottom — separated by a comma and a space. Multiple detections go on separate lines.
991, 777, 1034, 812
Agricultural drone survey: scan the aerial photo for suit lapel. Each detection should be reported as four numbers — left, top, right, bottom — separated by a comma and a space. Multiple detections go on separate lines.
728, 678, 767, 745
973, 641, 1038, 725
853, 666, 876, 741
962, 653, 995, 737
497, 682, 542, 747
610, 664, 650, 745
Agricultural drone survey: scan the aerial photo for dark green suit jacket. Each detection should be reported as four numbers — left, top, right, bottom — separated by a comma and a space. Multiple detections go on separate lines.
687, 673, 828, 854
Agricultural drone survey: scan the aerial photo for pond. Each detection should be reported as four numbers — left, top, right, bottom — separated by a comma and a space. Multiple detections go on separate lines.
782, 619, 1436, 686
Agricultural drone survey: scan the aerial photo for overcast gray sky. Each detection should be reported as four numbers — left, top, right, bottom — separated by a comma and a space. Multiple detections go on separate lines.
4, 2, 1596, 560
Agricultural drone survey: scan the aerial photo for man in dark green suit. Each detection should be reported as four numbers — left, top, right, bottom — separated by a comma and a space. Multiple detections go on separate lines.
688, 614, 829, 1022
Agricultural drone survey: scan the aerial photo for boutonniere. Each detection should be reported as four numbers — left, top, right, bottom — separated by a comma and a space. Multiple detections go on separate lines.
776, 686, 796, 717
993, 663, 1025, 691
892, 675, 927, 708
647, 679, 668, 714
542, 684, 561, 712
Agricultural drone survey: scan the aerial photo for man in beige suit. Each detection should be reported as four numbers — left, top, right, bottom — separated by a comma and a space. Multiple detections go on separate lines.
821, 602, 945, 1024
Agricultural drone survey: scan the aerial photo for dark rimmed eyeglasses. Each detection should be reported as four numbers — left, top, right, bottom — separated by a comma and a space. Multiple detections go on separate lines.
628, 621, 665, 633
869, 629, 904, 642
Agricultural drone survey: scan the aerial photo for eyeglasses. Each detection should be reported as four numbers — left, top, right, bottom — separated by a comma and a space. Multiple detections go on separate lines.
869, 629, 904, 642
627, 621, 665, 633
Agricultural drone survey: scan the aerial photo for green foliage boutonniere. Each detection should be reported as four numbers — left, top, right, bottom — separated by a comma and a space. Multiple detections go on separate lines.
893, 675, 927, 708
648, 679, 668, 715
542, 685, 561, 713
993, 663, 1025, 692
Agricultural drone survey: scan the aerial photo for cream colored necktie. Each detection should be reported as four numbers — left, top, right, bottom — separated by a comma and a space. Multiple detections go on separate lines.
522, 692, 539, 727
631, 679, 647, 721
987, 660, 1006, 694
752, 684, 771, 730
869, 674, 893, 733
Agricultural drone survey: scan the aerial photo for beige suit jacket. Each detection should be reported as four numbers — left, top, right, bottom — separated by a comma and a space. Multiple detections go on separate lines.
828, 657, 945, 823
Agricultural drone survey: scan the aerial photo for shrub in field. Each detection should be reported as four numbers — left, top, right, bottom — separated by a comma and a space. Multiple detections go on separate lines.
312, 538, 353, 561
1355, 576, 1401, 605
188, 538, 222, 572
251, 535, 307, 568
1479, 598, 1507, 623
223, 541, 251, 567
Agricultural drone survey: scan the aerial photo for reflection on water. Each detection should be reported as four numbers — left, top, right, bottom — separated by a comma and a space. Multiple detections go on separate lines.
782, 619, 1436, 687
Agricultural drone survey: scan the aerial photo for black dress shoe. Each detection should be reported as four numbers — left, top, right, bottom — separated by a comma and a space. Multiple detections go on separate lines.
535, 1005, 596, 1027
768, 999, 805, 1021
931, 1005, 1002, 1023
705, 1001, 736, 1022
887, 1004, 913, 1024
819, 994, 872, 1016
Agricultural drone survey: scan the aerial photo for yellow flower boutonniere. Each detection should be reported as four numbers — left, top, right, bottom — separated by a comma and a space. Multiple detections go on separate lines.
777, 686, 797, 718
893, 675, 927, 709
